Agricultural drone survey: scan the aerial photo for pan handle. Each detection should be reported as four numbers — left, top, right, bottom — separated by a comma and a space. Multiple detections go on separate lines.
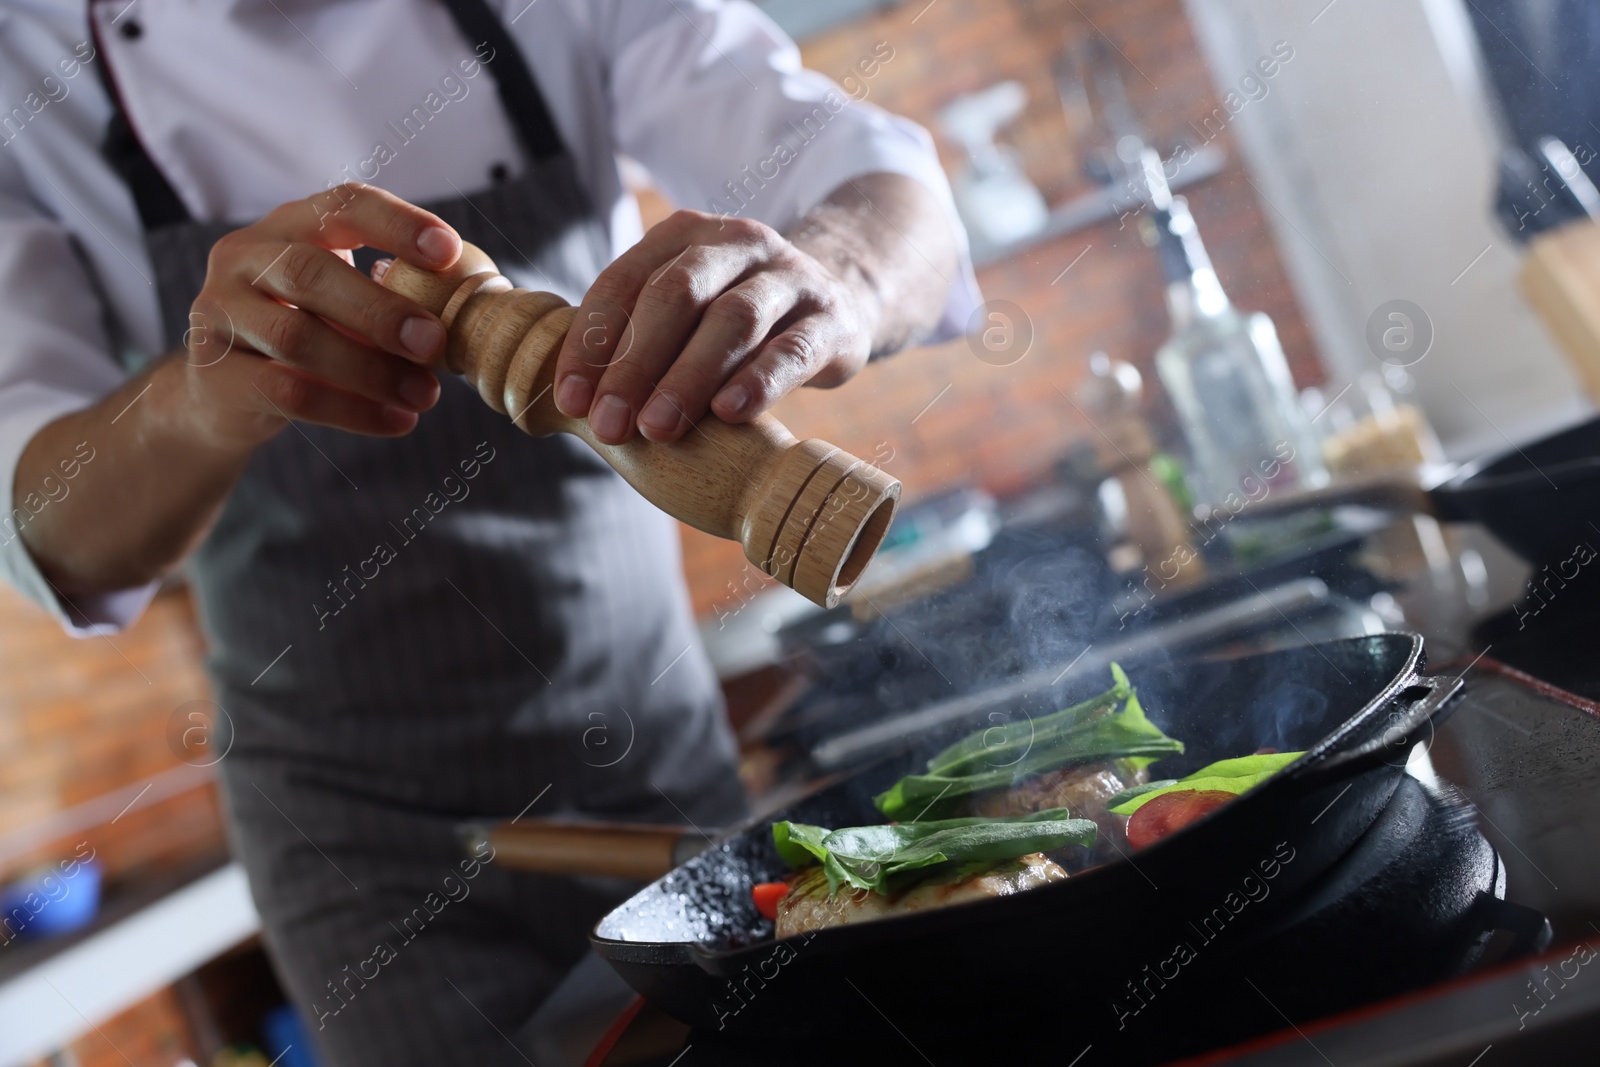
457, 819, 710, 881
1291, 675, 1464, 790
1230, 469, 1440, 522
1469, 893, 1554, 962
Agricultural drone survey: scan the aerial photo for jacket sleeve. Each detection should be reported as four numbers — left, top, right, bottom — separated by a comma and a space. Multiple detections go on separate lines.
593, 0, 980, 341
0, 146, 159, 634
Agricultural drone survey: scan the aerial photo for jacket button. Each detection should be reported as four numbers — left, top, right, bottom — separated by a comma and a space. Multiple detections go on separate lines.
490, 162, 510, 182
119, 20, 143, 39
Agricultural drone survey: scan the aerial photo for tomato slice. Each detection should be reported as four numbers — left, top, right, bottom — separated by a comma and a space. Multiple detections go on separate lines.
1126, 789, 1235, 850
752, 881, 789, 921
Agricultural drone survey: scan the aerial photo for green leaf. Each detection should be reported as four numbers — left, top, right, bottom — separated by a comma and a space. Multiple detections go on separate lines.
770, 810, 1098, 896
1106, 751, 1304, 815
773, 820, 832, 868
921, 667, 1131, 778
873, 665, 1184, 821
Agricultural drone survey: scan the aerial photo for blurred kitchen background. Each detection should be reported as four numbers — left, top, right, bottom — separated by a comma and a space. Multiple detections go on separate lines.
4, 0, 1597, 1063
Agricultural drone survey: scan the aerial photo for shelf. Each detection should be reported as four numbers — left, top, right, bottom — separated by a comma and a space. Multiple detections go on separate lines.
0, 862, 259, 1066
969, 144, 1229, 268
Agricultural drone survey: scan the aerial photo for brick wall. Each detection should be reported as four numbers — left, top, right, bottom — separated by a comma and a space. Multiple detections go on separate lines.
0, 586, 226, 886
673, 0, 1324, 616
30, 985, 198, 1067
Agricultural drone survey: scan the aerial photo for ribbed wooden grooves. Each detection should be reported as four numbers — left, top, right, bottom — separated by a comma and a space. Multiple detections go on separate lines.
380, 243, 900, 607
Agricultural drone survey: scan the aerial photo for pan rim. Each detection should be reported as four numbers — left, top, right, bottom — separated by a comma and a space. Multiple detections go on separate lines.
1443, 414, 1600, 495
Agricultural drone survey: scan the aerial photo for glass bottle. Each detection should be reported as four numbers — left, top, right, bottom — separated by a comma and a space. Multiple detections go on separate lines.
1150, 195, 1328, 508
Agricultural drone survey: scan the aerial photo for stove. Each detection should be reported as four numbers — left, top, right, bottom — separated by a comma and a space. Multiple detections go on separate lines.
519, 517, 1600, 1067
562, 663, 1600, 1067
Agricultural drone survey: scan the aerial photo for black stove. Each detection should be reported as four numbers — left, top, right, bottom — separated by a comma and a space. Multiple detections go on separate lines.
572, 654, 1600, 1067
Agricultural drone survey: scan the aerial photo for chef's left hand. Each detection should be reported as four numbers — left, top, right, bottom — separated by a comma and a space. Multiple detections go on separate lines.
551, 172, 957, 445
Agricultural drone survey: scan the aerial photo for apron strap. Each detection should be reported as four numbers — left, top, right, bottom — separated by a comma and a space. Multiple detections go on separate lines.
90, 15, 189, 229
95, 0, 569, 227
438, 0, 566, 162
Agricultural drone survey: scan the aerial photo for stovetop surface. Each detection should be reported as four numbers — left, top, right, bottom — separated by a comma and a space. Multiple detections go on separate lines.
1471, 561, 1600, 702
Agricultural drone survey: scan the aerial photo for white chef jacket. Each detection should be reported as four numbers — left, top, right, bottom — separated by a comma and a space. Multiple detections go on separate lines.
0, 0, 978, 636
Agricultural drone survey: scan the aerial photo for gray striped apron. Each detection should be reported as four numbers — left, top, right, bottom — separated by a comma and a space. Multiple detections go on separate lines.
96, 3, 743, 1063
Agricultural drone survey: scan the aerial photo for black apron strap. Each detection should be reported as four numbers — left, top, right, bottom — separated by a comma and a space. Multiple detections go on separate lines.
95, 0, 568, 227
90, 15, 189, 229
438, 0, 566, 161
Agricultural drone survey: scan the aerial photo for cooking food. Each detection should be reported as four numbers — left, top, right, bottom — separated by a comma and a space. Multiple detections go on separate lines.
760, 809, 1095, 936
873, 665, 1183, 831
753, 675, 1309, 937
1108, 752, 1304, 849
967, 758, 1151, 840
773, 854, 1068, 938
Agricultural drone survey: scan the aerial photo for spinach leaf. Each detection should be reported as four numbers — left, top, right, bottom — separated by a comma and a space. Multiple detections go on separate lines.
874, 667, 1183, 820
773, 820, 832, 868
773, 810, 1098, 895
921, 664, 1133, 778
1106, 751, 1304, 815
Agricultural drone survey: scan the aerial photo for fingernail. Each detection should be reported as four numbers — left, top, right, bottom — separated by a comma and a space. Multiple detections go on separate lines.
639, 392, 683, 436
400, 316, 444, 360
371, 257, 394, 283
590, 395, 631, 442
399, 371, 439, 410
714, 384, 752, 418
416, 226, 458, 264
556, 374, 593, 417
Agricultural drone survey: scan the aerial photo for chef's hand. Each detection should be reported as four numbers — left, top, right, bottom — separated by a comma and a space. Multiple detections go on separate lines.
182, 184, 461, 446
551, 172, 958, 445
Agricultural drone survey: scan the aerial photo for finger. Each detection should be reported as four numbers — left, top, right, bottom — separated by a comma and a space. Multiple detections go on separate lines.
711, 315, 860, 422
241, 241, 446, 364
636, 274, 796, 443
551, 211, 766, 420
223, 292, 441, 412
268, 183, 461, 271
250, 360, 420, 437
588, 242, 770, 444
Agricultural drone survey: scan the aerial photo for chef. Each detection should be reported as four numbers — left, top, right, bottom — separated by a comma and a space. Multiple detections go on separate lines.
0, 0, 972, 1062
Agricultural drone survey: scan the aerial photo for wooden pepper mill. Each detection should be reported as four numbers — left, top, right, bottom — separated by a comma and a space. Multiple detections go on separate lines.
378, 242, 900, 608
1076, 353, 1206, 590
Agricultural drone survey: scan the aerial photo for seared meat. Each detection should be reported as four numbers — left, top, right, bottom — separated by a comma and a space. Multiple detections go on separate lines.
774, 853, 1067, 939
967, 759, 1147, 842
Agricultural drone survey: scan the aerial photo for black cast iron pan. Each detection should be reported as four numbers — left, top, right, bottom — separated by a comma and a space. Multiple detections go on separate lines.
591, 632, 1463, 1047
1237, 415, 1600, 566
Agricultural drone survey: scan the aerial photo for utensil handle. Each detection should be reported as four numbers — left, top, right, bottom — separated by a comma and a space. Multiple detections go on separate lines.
1292, 674, 1464, 789
458, 820, 705, 880
1230, 470, 1438, 521
1470, 893, 1554, 962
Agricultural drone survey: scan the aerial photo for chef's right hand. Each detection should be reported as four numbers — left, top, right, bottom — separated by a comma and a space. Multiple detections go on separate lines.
180, 184, 462, 447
